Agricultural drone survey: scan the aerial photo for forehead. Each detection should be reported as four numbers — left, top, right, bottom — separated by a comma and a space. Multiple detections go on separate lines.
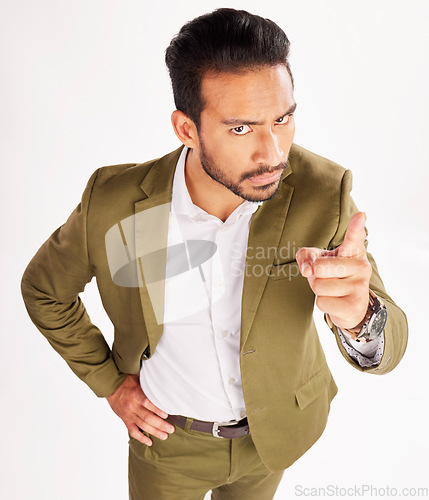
200, 65, 294, 119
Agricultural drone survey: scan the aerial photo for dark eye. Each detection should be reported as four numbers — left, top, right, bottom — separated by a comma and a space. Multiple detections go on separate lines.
276, 115, 291, 124
232, 125, 251, 135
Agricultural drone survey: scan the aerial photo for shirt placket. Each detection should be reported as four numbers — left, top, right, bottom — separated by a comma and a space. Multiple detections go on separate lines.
210, 219, 246, 421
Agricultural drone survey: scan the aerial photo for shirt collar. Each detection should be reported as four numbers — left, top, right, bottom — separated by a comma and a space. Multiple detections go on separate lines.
171, 146, 262, 222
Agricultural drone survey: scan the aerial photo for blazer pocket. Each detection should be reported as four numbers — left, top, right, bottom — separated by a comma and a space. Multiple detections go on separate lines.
269, 261, 301, 281
295, 365, 332, 410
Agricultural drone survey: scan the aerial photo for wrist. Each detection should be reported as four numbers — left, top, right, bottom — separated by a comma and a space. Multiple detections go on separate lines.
342, 290, 387, 343
343, 290, 373, 335
325, 290, 371, 335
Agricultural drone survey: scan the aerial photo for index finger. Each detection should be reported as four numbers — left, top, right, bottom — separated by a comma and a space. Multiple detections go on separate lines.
141, 396, 169, 420
336, 212, 367, 258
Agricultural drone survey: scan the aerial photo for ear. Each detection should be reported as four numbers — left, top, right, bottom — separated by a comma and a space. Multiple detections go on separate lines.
171, 110, 199, 148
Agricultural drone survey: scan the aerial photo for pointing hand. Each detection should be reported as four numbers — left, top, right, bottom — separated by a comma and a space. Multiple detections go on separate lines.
296, 212, 372, 333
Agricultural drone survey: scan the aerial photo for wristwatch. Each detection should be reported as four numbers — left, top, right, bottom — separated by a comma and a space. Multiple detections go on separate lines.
342, 289, 388, 343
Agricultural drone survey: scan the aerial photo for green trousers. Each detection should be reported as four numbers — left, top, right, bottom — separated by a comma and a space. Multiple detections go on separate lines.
128, 417, 284, 499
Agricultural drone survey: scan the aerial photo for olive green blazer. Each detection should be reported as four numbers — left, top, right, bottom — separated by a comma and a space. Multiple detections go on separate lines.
21, 143, 408, 472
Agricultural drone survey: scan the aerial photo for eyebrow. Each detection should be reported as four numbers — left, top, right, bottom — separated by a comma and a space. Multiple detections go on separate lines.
221, 102, 297, 127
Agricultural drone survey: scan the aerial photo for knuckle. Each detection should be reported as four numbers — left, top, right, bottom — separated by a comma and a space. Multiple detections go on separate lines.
312, 278, 323, 295
141, 397, 150, 409
130, 430, 142, 441
141, 413, 150, 423
344, 295, 352, 307
333, 262, 346, 277
124, 399, 134, 411
355, 279, 369, 295
295, 249, 304, 264
141, 412, 157, 426
358, 258, 372, 275
315, 295, 325, 310
364, 261, 372, 277
313, 262, 325, 277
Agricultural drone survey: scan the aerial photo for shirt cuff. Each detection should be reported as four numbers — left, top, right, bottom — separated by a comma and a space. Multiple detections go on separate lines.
337, 328, 385, 367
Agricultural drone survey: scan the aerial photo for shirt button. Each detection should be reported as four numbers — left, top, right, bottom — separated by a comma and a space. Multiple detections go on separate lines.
220, 330, 228, 338
229, 377, 236, 385
215, 280, 224, 288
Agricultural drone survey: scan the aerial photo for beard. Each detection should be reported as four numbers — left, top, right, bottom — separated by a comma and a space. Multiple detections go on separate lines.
198, 139, 288, 202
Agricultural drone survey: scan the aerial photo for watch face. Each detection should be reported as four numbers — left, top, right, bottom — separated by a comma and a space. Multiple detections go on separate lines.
368, 307, 388, 339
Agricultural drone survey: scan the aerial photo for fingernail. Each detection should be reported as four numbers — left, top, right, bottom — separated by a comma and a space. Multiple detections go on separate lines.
363, 212, 367, 222
161, 434, 168, 440
167, 426, 175, 434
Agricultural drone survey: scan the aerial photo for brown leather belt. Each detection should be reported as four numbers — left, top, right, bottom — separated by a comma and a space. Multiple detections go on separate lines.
166, 415, 250, 439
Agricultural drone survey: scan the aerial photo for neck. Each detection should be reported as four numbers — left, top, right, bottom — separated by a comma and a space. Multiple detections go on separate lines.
184, 148, 244, 222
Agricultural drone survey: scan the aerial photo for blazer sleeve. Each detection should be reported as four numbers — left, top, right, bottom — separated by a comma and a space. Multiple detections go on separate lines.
324, 169, 408, 375
21, 170, 127, 397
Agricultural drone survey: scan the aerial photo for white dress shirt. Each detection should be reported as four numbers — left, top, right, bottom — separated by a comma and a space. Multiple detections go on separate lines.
140, 147, 384, 422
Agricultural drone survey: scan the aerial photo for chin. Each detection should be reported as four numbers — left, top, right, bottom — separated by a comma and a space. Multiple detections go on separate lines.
240, 181, 281, 202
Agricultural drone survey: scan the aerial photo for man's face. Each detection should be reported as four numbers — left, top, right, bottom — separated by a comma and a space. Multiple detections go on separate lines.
196, 64, 296, 202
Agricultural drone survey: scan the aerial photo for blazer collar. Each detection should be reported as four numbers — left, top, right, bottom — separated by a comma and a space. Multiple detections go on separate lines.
139, 145, 185, 199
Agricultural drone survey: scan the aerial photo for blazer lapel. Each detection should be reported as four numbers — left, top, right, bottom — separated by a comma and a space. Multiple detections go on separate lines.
134, 146, 184, 355
240, 166, 294, 352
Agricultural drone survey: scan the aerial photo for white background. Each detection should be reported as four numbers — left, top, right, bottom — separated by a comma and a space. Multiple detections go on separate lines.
1, 0, 428, 498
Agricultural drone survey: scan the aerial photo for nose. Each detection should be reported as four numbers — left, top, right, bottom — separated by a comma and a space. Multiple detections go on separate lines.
252, 130, 284, 166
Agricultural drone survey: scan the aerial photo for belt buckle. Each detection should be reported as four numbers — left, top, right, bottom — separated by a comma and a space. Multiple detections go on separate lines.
212, 419, 240, 438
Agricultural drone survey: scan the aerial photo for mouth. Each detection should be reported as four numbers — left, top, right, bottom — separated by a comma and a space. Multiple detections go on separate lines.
247, 170, 282, 186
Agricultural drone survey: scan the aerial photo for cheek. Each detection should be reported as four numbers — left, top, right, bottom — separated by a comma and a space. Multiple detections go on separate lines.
201, 136, 245, 175
216, 136, 250, 164
215, 146, 250, 181
282, 122, 295, 142
278, 126, 295, 157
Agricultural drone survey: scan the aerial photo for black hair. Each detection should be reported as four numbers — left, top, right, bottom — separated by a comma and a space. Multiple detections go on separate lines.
165, 8, 293, 129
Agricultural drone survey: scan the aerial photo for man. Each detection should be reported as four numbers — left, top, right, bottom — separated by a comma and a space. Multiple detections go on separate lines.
21, 8, 408, 500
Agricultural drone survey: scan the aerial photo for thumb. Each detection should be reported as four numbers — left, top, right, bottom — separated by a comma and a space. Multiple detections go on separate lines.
336, 212, 367, 257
